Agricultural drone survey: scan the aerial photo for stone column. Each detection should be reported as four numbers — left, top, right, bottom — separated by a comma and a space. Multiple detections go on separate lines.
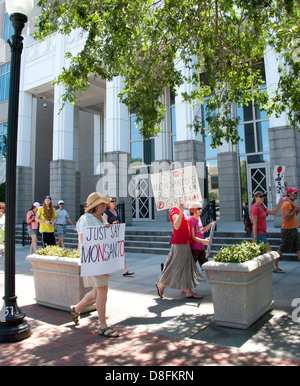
97, 77, 132, 224
217, 152, 240, 221
174, 59, 202, 143
50, 84, 76, 221
16, 81, 33, 222
269, 125, 300, 226
264, 49, 300, 226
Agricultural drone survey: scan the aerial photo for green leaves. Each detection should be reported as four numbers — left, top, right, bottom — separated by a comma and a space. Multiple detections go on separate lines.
213, 240, 267, 263
34, 0, 300, 146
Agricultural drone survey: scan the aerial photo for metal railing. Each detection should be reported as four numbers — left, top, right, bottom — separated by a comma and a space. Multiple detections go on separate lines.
200, 199, 217, 237
22, 222, 30, 246
21, 201, 214, 245
22, 202, 126, 246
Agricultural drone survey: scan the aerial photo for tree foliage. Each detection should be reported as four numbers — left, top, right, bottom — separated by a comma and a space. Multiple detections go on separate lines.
35, 0, 300, 147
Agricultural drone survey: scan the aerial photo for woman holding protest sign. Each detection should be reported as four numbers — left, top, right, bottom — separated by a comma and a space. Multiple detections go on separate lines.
155, 203, 203, 299
70, 191, 120, 338
102, 197, 134, 277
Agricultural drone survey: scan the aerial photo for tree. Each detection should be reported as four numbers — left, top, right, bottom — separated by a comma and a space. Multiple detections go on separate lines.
35, 0, 300, 147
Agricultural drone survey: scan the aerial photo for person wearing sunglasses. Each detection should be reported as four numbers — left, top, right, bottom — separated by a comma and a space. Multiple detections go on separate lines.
250, 191, 282, 272
189, 201, 216, 269
102, 197, 134, 277
277, 187, 300, 272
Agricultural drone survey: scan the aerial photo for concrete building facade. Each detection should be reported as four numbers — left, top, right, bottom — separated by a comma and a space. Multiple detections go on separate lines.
0, 2, 299, 226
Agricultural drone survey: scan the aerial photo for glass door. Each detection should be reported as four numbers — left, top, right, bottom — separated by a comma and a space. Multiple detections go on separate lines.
247, 163, 272, 215
129, 174, 153, 220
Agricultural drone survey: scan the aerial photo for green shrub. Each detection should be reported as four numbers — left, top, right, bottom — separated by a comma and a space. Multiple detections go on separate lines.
36, 245, 79, 258
213, 241, 267, 263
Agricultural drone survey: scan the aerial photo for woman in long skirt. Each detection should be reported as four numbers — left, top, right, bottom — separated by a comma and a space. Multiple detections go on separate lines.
155, 203, 203, 299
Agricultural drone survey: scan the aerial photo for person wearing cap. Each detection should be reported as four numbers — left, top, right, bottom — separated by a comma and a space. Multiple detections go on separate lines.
250, 191, 282, 270
70, 192, 119, 338
155, 203, 203, 299
277, 187, 300, 272
56, 200, 75, 249
36, 196, 57, 248
26, 202, 40, 253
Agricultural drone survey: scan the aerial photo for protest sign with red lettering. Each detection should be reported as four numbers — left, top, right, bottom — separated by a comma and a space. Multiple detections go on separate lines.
150, 166, 202, 211
80, 223, 125, 276
273, 165, 286, 204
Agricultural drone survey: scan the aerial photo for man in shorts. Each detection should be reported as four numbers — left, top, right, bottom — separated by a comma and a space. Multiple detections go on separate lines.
56, 200, 76, 248
276, 187, 300, 273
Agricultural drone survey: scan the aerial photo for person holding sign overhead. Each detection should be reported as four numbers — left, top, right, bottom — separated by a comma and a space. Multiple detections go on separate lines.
70, 192, 119, 338
155, 203, 203, 299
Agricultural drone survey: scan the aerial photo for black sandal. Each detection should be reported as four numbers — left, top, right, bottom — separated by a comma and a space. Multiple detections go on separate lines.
70, 305, 80, 325
123, 271, 134, 276
99, 326, 119, 338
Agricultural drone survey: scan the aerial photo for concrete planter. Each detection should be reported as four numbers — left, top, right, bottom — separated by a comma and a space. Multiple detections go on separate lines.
202, 251, 278, 329
26, 254, 95, 312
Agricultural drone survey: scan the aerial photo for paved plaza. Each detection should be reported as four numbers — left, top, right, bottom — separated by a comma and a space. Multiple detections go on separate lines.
0, 233, 300, 367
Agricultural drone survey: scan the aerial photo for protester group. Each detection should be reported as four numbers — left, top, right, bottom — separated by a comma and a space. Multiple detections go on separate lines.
0, 182, 298, 339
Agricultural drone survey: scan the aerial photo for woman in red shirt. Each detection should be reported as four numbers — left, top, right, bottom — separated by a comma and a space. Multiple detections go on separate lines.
155, 203, 203, 299
250, 191, 282, 271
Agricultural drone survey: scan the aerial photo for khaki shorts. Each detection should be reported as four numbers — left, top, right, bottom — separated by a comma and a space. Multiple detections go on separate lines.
83, 274, 109, 288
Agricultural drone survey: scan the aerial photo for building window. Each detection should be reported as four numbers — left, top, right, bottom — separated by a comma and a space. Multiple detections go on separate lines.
3, 13, 13, 44
237, 59, 269, 164
237, 92, 269, 164
129, 111, 155, 169
0, 63, 10, 102
0, 124, 7, 161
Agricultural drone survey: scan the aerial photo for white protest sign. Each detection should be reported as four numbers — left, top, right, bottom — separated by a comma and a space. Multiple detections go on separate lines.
205, 222, 215, 259
273, 165, 286, 204
150, 166, 202, 211
80, 223, 125, 276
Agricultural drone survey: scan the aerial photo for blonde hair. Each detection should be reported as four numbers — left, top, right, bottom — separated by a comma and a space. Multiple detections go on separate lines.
42, 199, 55, 220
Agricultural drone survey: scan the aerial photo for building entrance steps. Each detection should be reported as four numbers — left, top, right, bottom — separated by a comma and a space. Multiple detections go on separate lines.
15, 220, 298, 261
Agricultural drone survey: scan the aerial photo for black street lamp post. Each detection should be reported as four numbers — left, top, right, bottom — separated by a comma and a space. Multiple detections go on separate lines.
0, 0, 33, 343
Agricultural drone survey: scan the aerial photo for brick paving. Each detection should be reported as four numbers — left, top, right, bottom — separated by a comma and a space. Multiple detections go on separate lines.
0, 303, 299, 367
1, 243, 300, 367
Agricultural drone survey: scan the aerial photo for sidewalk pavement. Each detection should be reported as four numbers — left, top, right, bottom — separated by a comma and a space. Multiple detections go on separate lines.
0, 243, 300, 367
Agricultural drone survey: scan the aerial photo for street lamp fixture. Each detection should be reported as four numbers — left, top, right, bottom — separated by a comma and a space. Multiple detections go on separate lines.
0, 0, 33, 342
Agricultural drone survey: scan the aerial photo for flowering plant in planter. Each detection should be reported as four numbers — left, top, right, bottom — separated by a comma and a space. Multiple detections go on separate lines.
36, 245, 79, 259
203, 240, 276, 328
27, 246, 95, 312
213, 240, 267, 263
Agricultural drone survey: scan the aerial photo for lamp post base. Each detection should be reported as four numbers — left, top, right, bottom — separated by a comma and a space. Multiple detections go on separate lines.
0, 320, 31, 343
0, 296, 31, 342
